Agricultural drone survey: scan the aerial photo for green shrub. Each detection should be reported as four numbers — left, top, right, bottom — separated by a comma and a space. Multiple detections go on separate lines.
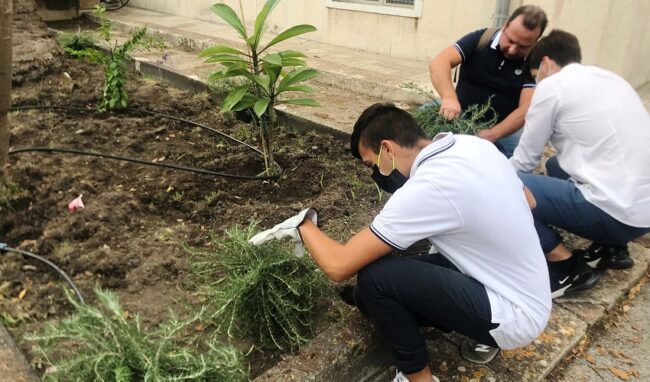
413, 99, 497, 138
28, 287, 247, 382
56, 31, 97, 56
191, 223, 331, 350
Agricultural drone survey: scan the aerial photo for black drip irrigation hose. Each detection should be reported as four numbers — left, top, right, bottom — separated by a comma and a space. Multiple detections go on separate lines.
0, 243, 85, 304
8, 105, 282, 181
101, 0, 130, 11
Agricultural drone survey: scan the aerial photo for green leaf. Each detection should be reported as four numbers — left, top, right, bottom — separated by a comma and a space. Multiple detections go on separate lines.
279, 50, 307, 59
281, 98, 320, 107
222, 84, 251, 112
264, 65, 281, 84
277, 68, 319, 93
282, 85, 314, 93
261, 25, 317, 52
203, 54, 248, 64
231, 94, 258, 112
280, 58, 306, 67
253, 74, 271, 93
253, 99, 270, 117
253, 0, 281, 49
210, 4, 248, 40
262, 53, 282, 66
199, 45, 245, 58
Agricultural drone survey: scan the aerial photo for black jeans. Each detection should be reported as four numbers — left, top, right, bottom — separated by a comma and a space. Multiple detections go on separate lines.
353, 253, 499, 374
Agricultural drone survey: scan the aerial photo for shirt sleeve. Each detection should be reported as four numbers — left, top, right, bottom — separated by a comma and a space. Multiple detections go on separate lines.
510, 82, 559, 172
370, 174, 463, 250
522, 64, 536, 89
453, 29, 485, 63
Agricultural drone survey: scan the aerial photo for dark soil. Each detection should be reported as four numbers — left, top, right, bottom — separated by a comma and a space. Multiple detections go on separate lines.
0, 35, 382, 379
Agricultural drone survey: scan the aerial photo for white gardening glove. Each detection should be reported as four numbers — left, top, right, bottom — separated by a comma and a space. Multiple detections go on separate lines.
248, 208, 318, 257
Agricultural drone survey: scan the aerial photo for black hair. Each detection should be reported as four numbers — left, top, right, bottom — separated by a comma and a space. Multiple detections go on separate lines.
507, 5, 548, 36
350, 103, 427, 159
529, 29, 582, 69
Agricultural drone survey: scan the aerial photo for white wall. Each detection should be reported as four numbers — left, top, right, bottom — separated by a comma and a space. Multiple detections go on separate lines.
127, 0, 650, 86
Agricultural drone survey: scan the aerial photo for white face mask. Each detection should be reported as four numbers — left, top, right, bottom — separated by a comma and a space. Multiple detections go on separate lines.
535, 61, 546, 83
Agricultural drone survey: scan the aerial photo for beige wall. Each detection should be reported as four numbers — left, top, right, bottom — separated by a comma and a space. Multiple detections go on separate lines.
128, 0, 650, 87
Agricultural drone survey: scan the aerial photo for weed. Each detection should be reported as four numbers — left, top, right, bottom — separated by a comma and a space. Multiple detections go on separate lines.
0, 180, 20, 211
28, 287, 248, 382
56, 31, 97, 55
413, 98, 497, 138
400, 81, 436, 99
190, 222, 331, 350
204, 191, 223, 205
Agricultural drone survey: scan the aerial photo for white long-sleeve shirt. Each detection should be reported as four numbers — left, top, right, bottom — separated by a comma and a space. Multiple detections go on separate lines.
511, 63, 650, 228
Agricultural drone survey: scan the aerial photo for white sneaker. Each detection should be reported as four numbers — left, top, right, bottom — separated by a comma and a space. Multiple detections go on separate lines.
392, 370, 440, 382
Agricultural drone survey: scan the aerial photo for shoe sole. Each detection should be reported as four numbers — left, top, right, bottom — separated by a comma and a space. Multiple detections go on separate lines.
598, 258, 635, 270
551, 271, 602, 299
566, 271, 601, 294
551, 285, 571, 299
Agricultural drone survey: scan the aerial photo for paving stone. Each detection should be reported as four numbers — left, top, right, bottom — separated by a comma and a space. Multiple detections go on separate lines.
633, 233, 650, 249
0, 325, 39, 382
630, 241, 650, 263
487, 306, 587, 381
556, 302, 606, 326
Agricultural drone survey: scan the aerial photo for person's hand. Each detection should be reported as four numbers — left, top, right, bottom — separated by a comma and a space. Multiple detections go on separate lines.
248, 208, 318, 257
477, 128, 499, 142
439, 97, 461, 120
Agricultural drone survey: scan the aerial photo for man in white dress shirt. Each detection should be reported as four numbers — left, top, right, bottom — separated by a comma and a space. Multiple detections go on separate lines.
511, 29, 650, 298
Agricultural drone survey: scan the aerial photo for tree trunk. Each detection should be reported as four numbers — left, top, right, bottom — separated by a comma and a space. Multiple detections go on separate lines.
0, 0, 12, 183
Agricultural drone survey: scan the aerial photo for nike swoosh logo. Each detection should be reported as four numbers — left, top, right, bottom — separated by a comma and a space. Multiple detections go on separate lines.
558, 276, 570, 285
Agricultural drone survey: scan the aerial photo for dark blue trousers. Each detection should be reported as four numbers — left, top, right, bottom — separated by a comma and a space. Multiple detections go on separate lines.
353, 253, 498, 374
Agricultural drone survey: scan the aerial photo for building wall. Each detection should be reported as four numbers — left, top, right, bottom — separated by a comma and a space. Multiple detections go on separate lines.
127, 0, 650, 87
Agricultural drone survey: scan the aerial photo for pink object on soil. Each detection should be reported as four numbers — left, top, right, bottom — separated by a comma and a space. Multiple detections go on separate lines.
68, 194, 85, 213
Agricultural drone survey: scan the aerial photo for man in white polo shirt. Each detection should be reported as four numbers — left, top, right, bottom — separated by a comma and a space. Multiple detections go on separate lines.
249, 103, 551, 382
511, 30, 650, 297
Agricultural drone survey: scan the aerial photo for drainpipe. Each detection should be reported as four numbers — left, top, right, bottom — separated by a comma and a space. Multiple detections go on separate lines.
493, 0, 510, 28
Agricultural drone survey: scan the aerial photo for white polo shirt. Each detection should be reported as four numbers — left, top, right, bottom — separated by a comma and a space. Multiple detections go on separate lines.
511, 64, 650, 228
371, 133, 551, 350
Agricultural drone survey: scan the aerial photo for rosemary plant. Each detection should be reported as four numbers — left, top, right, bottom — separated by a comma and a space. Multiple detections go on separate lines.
413, 99, 497, 138
191, 223, 331, 351
28, 287, 247, 382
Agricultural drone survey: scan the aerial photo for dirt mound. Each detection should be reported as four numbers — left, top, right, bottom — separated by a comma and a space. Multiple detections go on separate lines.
12, 0, 63, 85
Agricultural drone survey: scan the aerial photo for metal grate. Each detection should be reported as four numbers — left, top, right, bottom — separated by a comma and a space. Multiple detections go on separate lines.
333, 0, 415, 8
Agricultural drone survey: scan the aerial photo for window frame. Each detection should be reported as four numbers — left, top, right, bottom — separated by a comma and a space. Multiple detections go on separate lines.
326, 0, 422, 18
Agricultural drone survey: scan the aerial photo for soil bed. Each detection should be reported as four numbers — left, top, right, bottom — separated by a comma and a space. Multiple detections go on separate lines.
0, 52, 382, 377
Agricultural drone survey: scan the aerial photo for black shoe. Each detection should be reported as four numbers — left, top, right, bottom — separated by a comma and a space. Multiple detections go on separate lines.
549, 257, 601, 299
459, 339, 500, 364
575, 243, 634, 270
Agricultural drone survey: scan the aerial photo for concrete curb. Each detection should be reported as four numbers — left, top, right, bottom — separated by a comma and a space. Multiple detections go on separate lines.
0, 325, 39, 382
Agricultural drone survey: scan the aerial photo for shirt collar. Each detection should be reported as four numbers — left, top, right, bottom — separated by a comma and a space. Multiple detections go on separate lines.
490, 29, 502, 50
410, 133, 456, 177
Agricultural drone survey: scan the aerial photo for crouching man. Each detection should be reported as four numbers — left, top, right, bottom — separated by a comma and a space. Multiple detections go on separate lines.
250, 103, 551, 382
511, 30, 650, 298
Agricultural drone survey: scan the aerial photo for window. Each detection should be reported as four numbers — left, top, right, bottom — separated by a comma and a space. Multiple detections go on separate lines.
327, 0, 422, 18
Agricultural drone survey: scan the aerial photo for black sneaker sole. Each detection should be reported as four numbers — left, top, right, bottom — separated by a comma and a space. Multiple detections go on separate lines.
566, 270, 601, 294
598, 257, 635, 270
